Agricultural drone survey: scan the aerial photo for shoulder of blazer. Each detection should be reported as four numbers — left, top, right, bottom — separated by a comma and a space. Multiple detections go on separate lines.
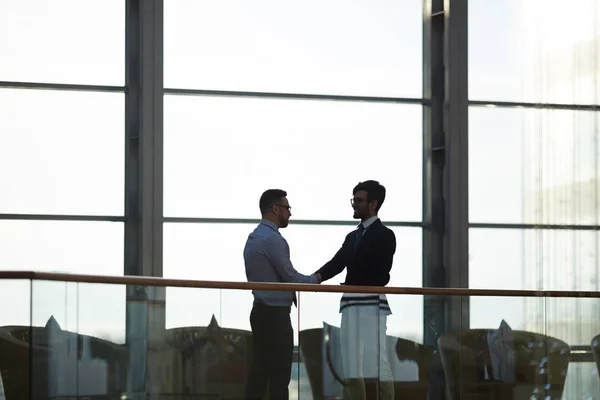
369, 219, 392, 234
370, 220, 395, 242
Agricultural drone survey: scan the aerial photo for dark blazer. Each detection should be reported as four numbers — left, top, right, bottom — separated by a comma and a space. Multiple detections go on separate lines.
316, 219, 396, 286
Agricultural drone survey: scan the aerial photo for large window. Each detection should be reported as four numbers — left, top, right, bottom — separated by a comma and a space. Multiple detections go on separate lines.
469, 0, 600, 105
164, 96, 422, 221
164, 0, 423, 97
0, 0, 125, 283
470, 107, 599, 225
3, 1, 600, 397
0, 0, 124, 86
0, 89, 124, 216
469, 1, 600, 396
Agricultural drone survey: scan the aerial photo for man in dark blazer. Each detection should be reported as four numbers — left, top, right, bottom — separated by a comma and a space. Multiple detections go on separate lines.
314, 180, 396, 400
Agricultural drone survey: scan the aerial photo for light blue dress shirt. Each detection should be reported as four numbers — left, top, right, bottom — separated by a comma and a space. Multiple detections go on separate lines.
244, 220, 317, 306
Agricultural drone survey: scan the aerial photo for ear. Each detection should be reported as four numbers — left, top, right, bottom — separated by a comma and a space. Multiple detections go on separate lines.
370, 200, 379, 212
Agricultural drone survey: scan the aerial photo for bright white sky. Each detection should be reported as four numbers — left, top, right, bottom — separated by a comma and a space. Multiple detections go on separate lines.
0, 0, 599, 355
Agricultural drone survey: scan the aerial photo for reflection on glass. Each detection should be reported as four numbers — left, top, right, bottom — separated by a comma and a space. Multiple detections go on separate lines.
166, 287, 303, 399
545, 297, 600, 399
471, 228, 600, 397
28, 281, 128, 399
299, 292, 425, 399
471, 295, 600, 398
2, 278, 600, 399
0, 89, 124, 215
0, 280, 31, 400
0, 0, 124, 85
469, 107, 599, 225
0, 221, 124, 276
164, 0, 422, 97
469, 0, 600, 104
164, 96, 422, 221
439, 308, 571, 400
165, 287, 230, 398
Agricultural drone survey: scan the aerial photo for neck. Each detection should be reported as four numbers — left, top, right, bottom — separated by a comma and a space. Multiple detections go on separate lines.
263, 215, 280, 228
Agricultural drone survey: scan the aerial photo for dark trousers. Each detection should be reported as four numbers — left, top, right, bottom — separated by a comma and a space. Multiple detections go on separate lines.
245, 303, 293, 400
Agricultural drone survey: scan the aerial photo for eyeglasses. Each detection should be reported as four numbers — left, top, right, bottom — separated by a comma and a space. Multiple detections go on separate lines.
275, 204, 292, 212
350, 198, 366, 206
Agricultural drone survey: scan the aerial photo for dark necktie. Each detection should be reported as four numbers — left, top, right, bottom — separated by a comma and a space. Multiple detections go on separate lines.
353, 224, 365, 253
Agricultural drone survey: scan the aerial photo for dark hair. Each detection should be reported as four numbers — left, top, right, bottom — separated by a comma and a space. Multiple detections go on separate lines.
353, 180, 386, 211
259, 189, 287, 215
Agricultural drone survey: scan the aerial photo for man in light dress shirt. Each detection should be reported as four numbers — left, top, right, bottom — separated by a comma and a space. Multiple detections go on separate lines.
244, 189, 322, 400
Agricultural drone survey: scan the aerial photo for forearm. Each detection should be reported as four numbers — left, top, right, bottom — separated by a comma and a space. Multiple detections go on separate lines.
316, 248, 345, 281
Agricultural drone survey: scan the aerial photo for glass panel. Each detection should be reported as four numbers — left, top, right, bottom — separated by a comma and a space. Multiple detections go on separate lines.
469, 0, 600, 104
15, 281, 598, 399
164, 0, 422, 98
469, 107, 600, 225
463, 295, 570, 400
470, 228, 600, 291
165, 287, 224, 397
0, 89, 124, 215
546, 297, 600, 399
164, 96, 422, 221
29, 280, 79, 399
220, 289, 301, 399
164, 223, 421, 288
298, 292, 425, 399
76, 282, 127, 397
0, 221, 124, 275
166, 286, 302, 398
0, 279, 30, 399
0, 0, 124, 85
29, 281, 127, 398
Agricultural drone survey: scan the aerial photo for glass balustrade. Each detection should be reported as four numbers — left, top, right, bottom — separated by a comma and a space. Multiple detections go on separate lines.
0, 274, 598, 399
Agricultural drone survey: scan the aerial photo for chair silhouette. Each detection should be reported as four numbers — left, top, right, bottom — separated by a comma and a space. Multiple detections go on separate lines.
299, 326, 432, 400
438, 329, 570, 400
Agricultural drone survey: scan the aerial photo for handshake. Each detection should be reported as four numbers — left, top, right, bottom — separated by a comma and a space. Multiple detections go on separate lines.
311, 273, 323, 284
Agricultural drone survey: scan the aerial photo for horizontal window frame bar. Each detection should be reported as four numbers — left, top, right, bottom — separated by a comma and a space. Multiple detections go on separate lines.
1, 83, 598, 111
164, 87, 425, 104
469, 99, 600, 112
0, 214, 422, 227
3, 216, 598, 231
8, 216, 599, 231
164, 216, 424, 227
0, 81, 125, 93
470, 222, 600, 230
0, 214, 125, 222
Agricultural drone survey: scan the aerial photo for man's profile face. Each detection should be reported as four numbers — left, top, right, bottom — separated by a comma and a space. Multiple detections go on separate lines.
275, 197, 292, 228
352, 190, 369, 220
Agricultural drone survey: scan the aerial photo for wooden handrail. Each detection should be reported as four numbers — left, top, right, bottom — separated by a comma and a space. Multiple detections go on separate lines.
0, 270, 598, 298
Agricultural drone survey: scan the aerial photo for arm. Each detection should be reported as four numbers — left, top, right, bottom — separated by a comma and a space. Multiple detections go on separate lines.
370, 229, 396, 286
315, 245, 346, 282
266, 236, 318, 284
